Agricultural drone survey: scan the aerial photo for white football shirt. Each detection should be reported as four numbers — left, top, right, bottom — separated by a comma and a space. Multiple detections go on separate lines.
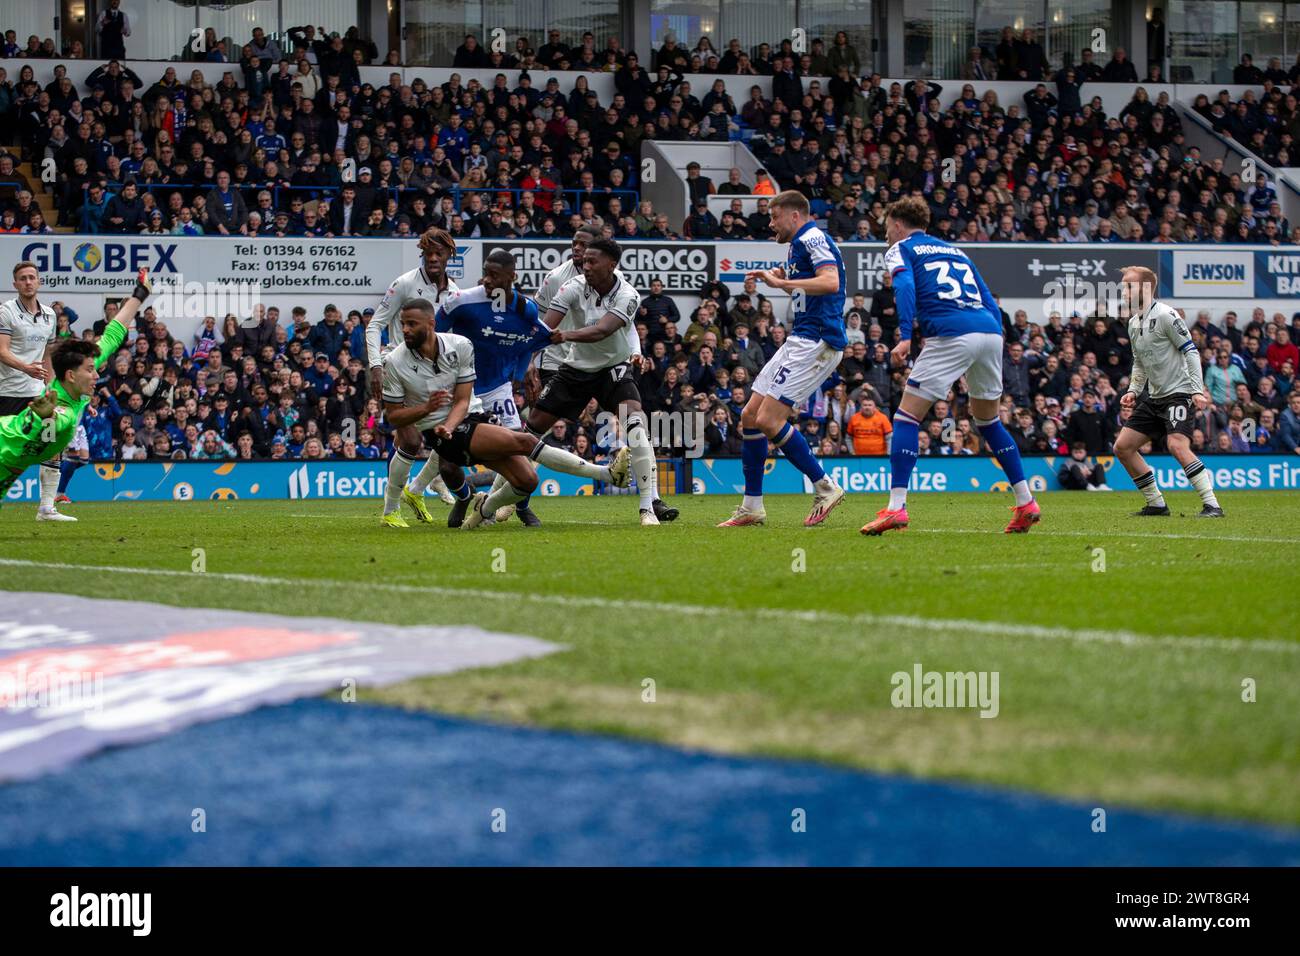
368, 265, 460, 368
381, 332, 483, 430
1127, 301, 1203, 400
548, 273, 640, 372
0, 297, 56, 398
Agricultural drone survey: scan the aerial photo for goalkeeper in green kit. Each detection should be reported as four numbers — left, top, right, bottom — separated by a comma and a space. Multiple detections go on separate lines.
0, 269, 152, 506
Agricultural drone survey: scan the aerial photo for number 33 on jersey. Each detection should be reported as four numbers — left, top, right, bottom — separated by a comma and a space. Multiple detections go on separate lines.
885, 235, 1003, 340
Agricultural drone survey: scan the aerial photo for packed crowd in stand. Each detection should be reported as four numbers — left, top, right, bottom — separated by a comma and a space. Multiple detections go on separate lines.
1, 23, 1297, 242
2, 23, 1299, 478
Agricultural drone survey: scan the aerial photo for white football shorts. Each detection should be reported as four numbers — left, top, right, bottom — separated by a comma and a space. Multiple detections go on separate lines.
752, 335, 844, 407
906, 332, 1005, 402
479, 381, 521, 429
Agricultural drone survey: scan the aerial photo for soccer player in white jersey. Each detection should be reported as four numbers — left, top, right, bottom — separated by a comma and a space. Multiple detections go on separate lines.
1112, 266, 1223, 517
532, 226, 678, 523
382, 298, 629, 530
0, 260, 69, 520
369, 228, 461, 528
531, 237, 669, 526
717, 190, 847, 528
533, 226, 599, 391
437, 250, 631, 528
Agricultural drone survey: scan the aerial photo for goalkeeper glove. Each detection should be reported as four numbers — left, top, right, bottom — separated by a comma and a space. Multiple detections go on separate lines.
132, 268, 153, 303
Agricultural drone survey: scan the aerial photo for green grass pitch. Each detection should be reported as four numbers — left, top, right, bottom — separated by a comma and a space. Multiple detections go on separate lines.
2, 490, 1298, 826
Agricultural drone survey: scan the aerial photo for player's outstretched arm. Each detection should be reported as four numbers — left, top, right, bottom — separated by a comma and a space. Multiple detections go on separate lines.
539, 306, 567, 330
27, 388, 56, 421
561, 312, 624, 344
94, 269, 152, 370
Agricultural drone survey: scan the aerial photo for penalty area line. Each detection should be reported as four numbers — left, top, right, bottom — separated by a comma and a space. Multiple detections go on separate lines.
1, 557, 1295, 655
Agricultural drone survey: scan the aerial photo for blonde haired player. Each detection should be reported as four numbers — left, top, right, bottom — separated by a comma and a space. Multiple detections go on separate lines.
1113, 266, 1222, 518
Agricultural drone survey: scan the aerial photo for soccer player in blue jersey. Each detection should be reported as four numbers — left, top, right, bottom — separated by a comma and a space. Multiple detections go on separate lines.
717, 190, 848, 528
861, 197, 1041, 535
436, 249, 630, 527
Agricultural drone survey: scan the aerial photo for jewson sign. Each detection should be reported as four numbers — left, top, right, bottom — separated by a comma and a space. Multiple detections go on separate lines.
3, 456, 1298, 504
1161, 250, 1254, 297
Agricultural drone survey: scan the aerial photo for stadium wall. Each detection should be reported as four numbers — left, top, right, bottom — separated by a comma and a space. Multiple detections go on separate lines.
7, 236, 1296, 343
5, 455, 1299, 504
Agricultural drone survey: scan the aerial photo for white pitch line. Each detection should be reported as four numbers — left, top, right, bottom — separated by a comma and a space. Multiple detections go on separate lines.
1, 557, 1295, 656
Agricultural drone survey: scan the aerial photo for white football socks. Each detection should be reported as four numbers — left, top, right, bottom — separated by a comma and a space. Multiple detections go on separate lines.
1011, 479, 1033, 507
532, 443, 608, 481
1134, 470, 1166, 508
626, 416, 656, 509
482, 482, 528, 515
38, 461, 58, 510
384, 450, 416, 515
407, 452, 442, 495
1184, 458, 1219, 507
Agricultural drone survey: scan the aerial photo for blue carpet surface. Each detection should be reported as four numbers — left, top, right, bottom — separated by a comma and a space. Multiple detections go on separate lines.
1, 699, 1296, 866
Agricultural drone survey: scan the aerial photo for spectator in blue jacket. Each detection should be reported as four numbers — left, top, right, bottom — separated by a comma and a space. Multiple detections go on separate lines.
348, 309, 374, 358
302, 352, 335, 396
81, 182, 111, 232
308, 305, 346, 362
84, 392, 120, 459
